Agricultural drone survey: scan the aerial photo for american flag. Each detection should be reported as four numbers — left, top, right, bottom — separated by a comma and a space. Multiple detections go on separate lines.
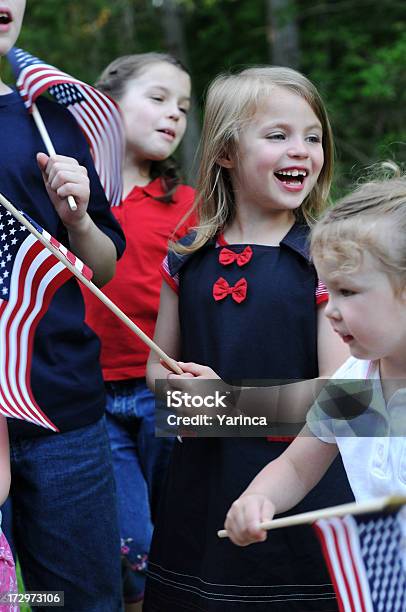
314, 508, 406, 612
7, 47, 124, 207
0, 205, 93, 431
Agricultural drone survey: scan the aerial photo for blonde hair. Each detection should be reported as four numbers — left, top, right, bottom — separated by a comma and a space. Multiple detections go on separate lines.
174, 66, 334, 254
310, 163, 406, 292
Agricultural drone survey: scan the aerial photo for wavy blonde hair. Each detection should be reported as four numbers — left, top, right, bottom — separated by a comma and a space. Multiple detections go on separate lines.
174, 66, 334, 254
310, 163, 406, 293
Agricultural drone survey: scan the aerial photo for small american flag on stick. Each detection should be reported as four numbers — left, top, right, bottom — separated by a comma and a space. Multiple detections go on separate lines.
315, 508, 406, 612
218, 496, 406, 612
0, 191, 182, 413
0, 203, 92, 431
7, 47, 124, 207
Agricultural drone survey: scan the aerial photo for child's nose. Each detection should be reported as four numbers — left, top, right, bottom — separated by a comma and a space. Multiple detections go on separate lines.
287, 139, 309, 158
167, 104, 181, 121
324, 298, 341, 320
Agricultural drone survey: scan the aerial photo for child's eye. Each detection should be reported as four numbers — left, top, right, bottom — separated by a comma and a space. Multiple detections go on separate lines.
306, 135, 321, 144
179, 107, 189, 115
151, 96, 164, 102
340, 288, 356, 297
306, 135, 321, 143
266, 133, 285, 140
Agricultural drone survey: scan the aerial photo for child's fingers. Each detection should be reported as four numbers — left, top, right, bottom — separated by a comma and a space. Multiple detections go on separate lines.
225, 515, 264, 547
36, 152, 49, 172
244, 496, 275, 540
37, 153, 89, 209
161, 358, 205, 379
48, 169, 87, 191
160, 359, 183, 373
47, 168, 89, 199
224, 500, 258, 546
161, 360, 220, 380
36, 153, 51, 187
37, 153, 82, 180
225, 496, 273, 546
260, 500, 275, 526
48, 166, 88, 191
55, 180, 90, 205
37, 154, 88, 188
177, 361, 220, 378
167, 372, 194, 385
177, 361, 205, 374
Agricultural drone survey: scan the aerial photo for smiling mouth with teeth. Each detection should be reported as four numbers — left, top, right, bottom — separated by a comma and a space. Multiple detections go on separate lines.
274, 169, 308, 184
0, 11, 11, 25
158, 129, 175, 138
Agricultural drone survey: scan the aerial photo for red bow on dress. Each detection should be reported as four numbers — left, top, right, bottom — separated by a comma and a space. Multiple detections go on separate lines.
213, 277, 247, 303
219, 246, 253, 267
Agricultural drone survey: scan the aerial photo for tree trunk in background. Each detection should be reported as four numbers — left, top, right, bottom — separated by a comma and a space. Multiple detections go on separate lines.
160, 0, 201, 185
118, 0, 137, 54
266, 0, 300, 68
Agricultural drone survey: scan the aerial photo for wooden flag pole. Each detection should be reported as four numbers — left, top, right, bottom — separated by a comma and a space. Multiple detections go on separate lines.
0, 192, 183, 375
217, 495, 406, 539
32, 104, 77, 212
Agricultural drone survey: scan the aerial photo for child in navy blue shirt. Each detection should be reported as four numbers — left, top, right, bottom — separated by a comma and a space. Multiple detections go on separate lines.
146, 67, 353, 611
0, 2, 125, 610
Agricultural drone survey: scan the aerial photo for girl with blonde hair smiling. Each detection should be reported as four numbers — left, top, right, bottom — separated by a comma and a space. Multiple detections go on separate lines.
145, 66, 353, 611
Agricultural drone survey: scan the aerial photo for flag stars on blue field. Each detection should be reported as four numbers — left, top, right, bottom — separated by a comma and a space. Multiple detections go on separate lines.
0, 211, 29, 298
7, 46, 123, 205
14, 48, 41, 70
50, 84, 85, 106
0, 202, 68, 430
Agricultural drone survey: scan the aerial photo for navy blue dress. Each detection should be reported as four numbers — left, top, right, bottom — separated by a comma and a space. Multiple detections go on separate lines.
144, 224, 353, 611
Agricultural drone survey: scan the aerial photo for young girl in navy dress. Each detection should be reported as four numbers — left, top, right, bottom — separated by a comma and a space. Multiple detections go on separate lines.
0, 417, 17, 612
145, 67, 353, 611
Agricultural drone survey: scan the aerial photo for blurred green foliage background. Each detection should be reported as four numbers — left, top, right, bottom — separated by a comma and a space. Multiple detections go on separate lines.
3, 0, 405, 194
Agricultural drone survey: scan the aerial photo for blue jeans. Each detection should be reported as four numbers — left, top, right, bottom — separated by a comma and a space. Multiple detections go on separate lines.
105, 379, 174, 603
1, 418, 122, 612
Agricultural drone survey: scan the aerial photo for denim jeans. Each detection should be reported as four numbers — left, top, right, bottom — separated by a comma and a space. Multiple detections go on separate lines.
1, 418, 122, 612
105, 379, 174, 603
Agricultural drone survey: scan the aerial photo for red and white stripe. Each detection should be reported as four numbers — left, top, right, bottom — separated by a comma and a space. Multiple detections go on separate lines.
316, 278, 329, 305
16, 63, 124, 207
41, 227, 93, 281
314, 516, 374, 612
0, 234, 73, 431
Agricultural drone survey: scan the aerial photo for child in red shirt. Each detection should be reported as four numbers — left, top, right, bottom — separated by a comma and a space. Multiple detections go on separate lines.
83, 53, 195, 611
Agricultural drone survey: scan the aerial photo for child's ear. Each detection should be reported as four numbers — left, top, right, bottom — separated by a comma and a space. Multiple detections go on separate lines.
217, 153, 234, 169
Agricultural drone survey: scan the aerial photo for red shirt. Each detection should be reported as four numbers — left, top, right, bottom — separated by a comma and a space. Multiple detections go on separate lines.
83, 178, 196, 380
